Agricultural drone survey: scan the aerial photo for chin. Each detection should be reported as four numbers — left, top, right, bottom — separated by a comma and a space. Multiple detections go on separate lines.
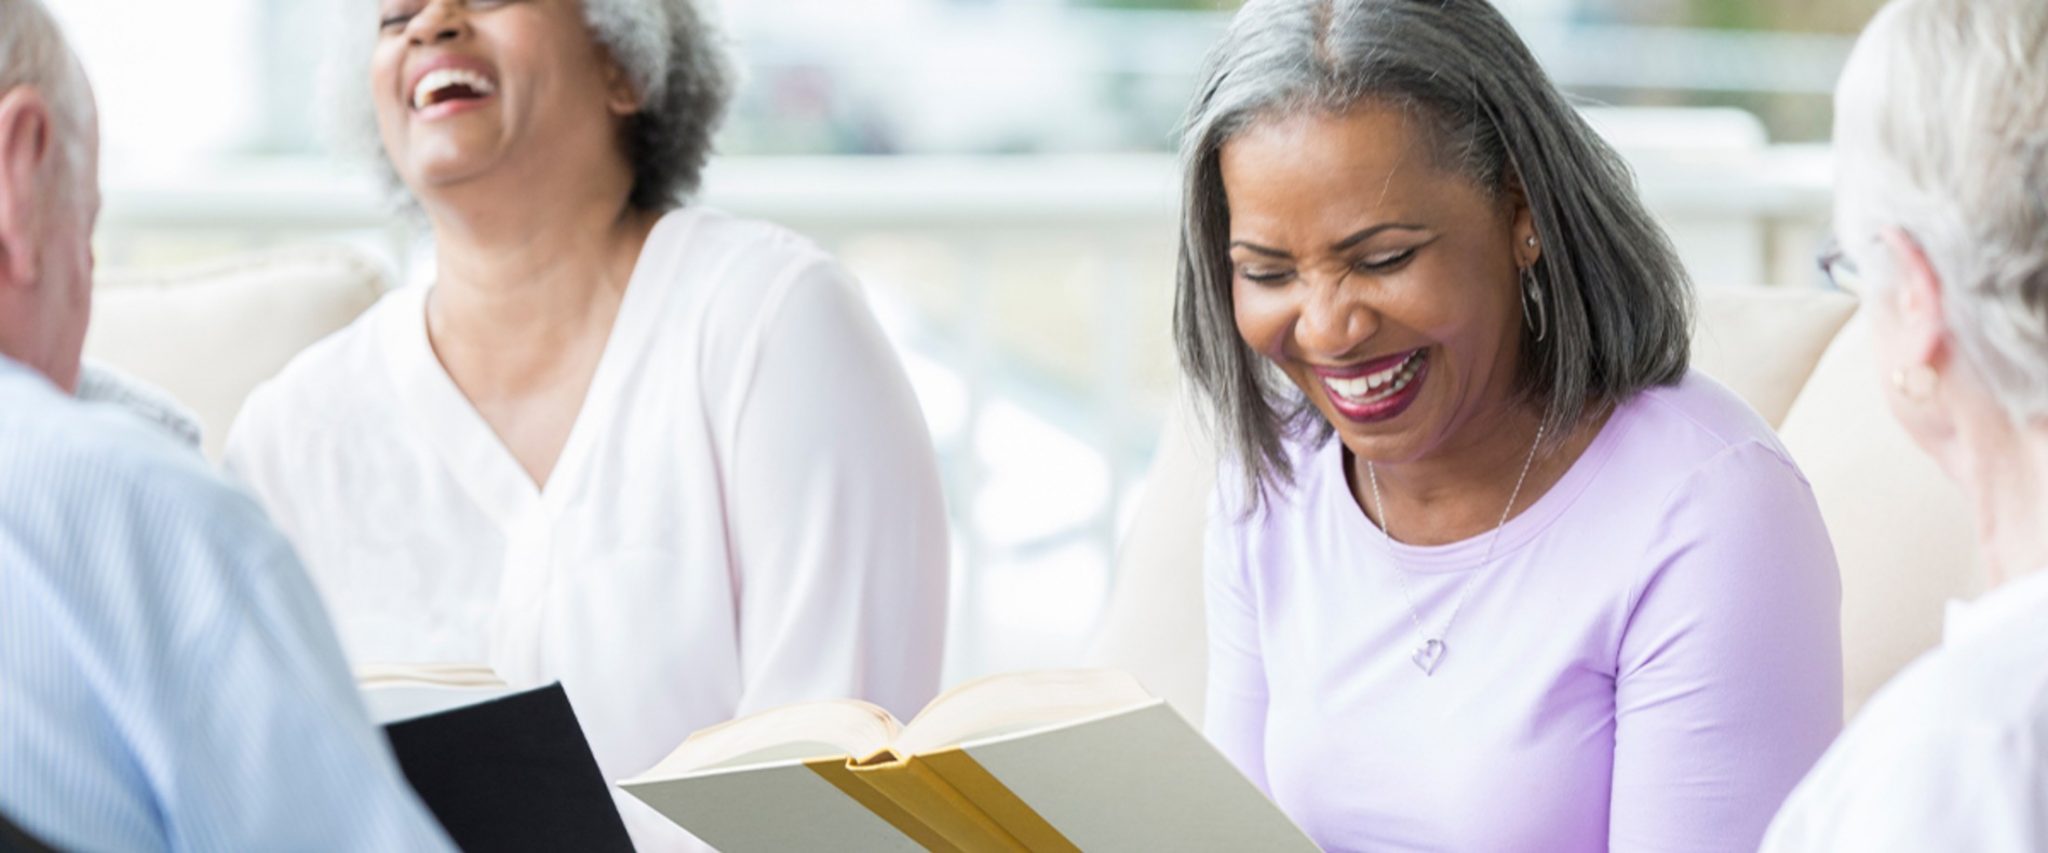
1313, 395, 1439, 466
404, 155, 501, 197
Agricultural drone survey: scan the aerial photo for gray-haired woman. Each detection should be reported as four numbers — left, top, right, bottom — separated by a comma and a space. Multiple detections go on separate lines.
1764, 0, 2048, 848
1179, 0, 1842, 848
221, 2, 948, 848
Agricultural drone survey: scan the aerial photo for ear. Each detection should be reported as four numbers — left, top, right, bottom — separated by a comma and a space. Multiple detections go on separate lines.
0, 86, 53, 288
1879, 226, 1949, 372
1507, 183, 1541, 268
601, 55, 642, 117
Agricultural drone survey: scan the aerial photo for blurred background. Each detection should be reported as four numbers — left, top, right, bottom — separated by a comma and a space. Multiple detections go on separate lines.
53, 0, 1882, 682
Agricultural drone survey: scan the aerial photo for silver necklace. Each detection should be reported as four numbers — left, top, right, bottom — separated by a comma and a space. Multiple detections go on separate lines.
1365, 420, 1546, 676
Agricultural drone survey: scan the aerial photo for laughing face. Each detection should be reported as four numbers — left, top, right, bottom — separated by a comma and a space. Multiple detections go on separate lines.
369, 0, 638, 201
1221, 104, 1538, 467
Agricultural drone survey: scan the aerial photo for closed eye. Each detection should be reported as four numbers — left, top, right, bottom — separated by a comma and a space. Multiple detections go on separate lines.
1354, 248, 1418, 274
378, 0, 431, 32
378, 6, 416, 31
1237, 267, 1294, 286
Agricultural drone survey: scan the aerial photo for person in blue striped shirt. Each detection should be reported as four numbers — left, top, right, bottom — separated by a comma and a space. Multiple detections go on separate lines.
0, 2, 455, 849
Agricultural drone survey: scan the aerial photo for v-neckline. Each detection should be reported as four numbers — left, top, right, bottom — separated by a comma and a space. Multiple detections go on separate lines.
381, 209, 698, 527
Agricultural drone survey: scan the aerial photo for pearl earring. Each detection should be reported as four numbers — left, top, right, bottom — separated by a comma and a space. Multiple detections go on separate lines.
1892, 366, 1937, 400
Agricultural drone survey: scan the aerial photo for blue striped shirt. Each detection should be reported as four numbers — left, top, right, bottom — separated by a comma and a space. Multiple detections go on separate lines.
0, 357, 454, 851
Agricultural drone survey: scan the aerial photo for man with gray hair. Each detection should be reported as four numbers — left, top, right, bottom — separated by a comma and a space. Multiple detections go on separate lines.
1763, 0, 2048, 848
0, 2, 452, 848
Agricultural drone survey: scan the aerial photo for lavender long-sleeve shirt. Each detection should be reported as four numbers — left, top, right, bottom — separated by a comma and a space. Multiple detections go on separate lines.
1204, 371, 1843, 852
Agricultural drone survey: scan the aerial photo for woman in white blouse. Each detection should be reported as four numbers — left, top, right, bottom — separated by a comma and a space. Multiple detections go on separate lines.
224, 1, 948, 847
1762, 0, 2048, 848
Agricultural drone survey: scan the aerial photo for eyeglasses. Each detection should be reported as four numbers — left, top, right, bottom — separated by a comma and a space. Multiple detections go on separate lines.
1816, 235, 1867, 294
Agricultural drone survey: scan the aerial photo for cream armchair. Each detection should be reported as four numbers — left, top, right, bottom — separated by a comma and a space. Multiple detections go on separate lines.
1091, 286, 1984, 726
82, 246, 389, 459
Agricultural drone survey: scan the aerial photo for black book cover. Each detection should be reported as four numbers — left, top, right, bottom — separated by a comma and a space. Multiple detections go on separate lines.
384, 682, 635, 852
0, 810, 53, 853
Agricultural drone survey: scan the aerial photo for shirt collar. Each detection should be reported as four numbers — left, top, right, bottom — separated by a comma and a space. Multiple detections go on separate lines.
1945, 567, 2048, 649
0, 354, 43, 390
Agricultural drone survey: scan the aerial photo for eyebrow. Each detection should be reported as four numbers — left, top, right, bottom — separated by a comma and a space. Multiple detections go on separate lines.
1229, 223, 1429, 258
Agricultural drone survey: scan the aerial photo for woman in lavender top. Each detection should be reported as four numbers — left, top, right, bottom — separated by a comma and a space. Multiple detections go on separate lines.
1173, 1, 1842, 849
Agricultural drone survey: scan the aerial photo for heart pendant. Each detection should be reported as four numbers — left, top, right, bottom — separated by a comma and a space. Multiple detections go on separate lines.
1412, 639, 1446, 675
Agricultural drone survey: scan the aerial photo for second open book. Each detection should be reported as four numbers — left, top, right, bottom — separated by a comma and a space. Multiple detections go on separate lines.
620, 669, 1316, 852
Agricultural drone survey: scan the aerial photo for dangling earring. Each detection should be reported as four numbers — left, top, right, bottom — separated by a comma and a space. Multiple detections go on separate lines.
1520, 265, 1549, 343
1891, 365, 1937, 400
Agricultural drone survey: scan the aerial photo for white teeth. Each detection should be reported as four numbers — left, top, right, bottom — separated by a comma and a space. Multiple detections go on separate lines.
412, 68, 497, 110
1325, 352, 1424, 404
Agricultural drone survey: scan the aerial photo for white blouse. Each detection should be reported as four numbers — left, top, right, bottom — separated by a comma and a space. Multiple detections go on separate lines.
224, 208, 950, 850
1761, 567, 2048, 852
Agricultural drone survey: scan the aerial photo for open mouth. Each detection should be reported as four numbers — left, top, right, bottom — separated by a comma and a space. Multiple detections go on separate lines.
411, 68, 497, 112
1318, 349, 1430, 424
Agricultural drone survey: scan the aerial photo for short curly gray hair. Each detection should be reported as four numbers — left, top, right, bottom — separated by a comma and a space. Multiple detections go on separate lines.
1835, 0, 2048, 422
333, 0, 734, 210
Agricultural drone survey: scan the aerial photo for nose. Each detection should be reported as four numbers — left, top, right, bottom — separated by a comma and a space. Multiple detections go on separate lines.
407, 0, 469, 46
1293, 269, 1379, 359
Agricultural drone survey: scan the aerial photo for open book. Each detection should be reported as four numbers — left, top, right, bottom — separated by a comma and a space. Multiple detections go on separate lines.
621, 669, 1316, 852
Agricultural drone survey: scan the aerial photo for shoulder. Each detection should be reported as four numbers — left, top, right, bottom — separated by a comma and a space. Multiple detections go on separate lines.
2, 365, 203, 493
1627, 369, 1791, 461
1867, 624, 2048, 741
1609, 369, 1810, 501
671, 206, 835, 268
0, 367, 280, 573
230, 286, 409, 443
660, 207, 882, 401
650, 206, 846, 325
1770, 642, 2048, 848
1603, 374, 1832, 586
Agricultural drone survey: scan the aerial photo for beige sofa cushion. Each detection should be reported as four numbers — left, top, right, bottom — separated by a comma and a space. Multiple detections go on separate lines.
82, 246, 389, 459
1691, 287, 1858, 428
1778, 310, 1984, 715
1093, 286, 1884, 724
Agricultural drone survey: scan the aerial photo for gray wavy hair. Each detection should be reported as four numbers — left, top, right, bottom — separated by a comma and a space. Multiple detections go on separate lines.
1835, 0, 2048, 422
1174, 0, 1692, 510
0, 0, 91, 181
332, 0, 734, 210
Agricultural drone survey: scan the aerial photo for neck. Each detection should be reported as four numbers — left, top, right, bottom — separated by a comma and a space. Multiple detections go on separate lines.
416, 177, 660, 406
1349, 398, 1595, 546
423, 184, 658, 342
0, 291, 77, 395
1377, 405, 1545, 498
1953, 412, 2048, 588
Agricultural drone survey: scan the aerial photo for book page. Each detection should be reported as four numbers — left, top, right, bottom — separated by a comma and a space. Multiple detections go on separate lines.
896, 668, 1153, 755
357, 662, 507, 690
637, 699, 901, 780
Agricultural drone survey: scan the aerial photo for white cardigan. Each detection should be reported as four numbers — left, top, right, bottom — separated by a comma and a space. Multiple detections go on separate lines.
225, 208, 949, 850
